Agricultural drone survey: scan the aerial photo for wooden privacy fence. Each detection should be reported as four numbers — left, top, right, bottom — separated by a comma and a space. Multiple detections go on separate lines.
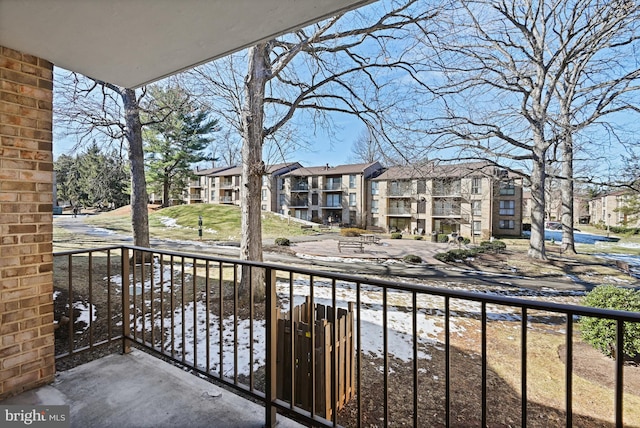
276, 297, 355, 420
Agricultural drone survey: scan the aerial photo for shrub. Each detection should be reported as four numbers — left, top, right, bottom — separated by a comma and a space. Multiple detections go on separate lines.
579, 285, 640, 358
434, 248, 479, 262
391, 232, 403, 239
462, 237, 471, 245
340, 228, 366, 237
414, 235, 424, 240
403, 254, 422, 264
480, 240, 506, 253
274, 237, 290, 246
437, 234, 449, 243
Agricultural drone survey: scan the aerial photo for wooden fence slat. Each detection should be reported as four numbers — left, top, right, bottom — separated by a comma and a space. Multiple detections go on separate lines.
276, 301, 355, 418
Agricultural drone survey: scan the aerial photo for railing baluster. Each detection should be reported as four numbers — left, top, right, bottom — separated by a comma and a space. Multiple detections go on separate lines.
107, 250, 112, 343
445, 296, 450, 428
140, 251, 145, 344
181, 256, 186, 364
332, 279, 338, 427
413, 291, 418, 428
310, 275, 316, 418
218, 263, 224, 379
482, 302, 487, 427
205, 260, 211, 374
522, 307, 528, 428
233, 263, 238, 383
566, 312, 573, 428
265, 267, 277, 428
88, 252, 93, 349
383, 287, 389, 427
150, 252, 155, 348
68, 254, 74, 356
615, 319, 624, 428
249, 267, 254, 391
356, 281, 362, 428
193, 257, 198, 369
121, 247, 130, 354
289, 272, 295, 412
170, 255, 175, 359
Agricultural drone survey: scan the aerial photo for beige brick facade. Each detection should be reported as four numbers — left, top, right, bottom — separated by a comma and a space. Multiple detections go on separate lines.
0, 46, 55, 399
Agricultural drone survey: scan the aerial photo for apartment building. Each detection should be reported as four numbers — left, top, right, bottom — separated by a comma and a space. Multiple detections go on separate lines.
186, 163, 302, 208
589, 190, 640, 227
278, 162, 384, 225
371, 163, 523, 238
185, 166, 234, 204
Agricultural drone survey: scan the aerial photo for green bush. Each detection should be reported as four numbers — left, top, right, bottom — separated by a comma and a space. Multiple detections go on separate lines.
391, 232, 403, 239
437, 234, 449, 243
480, 240, 506, 253
414, 235, 424, 241
402, 254, 422, 264
462, 237, 471, 245
274, 237, 290, 246
579, 285, 640, 358
340, 228, 366, 237
434, 248, 479, 262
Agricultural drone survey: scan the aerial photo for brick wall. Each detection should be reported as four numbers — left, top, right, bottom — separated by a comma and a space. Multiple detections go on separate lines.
0, 46, 55, 398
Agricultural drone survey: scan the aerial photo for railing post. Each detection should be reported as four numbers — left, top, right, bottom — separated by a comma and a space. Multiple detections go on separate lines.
121, 247, 131, 354
265, 267, 278, 427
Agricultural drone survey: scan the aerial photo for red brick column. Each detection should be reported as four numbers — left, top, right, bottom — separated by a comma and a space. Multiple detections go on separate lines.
0, 46, 55, 398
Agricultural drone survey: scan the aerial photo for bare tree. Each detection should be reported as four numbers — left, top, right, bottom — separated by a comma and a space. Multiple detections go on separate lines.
420, 0, 640, 259
55, 73, 175, 248
349, 129, 385, 163
192, 0, 439, 298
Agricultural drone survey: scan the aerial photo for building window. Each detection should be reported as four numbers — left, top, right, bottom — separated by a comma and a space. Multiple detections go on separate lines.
499, 180, 515, 196
261, 204, 267, 211
499, 200, 515, 216
349, 174, 356, 188
326, 194, 341, 207
472, 220, 482, 236
499, 220, 515, 229
371, 181, 379, 195
472, 200, 482, 216
312, 193, 319, 205
471, 177, 482, 194
349, 193, 356, 207
261, 189, 267, 201
262, 175, 268, 186
371, 199, 379, 213
372, 217, 379, 227
210, 191, 216, 201
312, 176, 318, 189
417, 179, 426, 194
279, 194, 286, 206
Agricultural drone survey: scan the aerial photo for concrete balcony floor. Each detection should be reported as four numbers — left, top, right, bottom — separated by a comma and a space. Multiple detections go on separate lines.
2, 350, 301, 428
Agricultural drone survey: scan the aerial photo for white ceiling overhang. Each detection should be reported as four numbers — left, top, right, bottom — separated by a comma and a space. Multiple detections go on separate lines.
0, 0, 373, 88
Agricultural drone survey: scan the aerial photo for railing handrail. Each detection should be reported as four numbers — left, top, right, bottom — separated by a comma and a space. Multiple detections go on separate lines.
59, 244, 640, 322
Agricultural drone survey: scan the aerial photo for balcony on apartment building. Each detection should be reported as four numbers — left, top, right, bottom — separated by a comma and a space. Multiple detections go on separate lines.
288, 197, 309, 207
387, 206, 413, 216
323, 179, 343, 191
387, 182, 413, 197
40, 245, 639, 428
188, 192, 203, 201
291, 181, 309, 192
220, 179, 236, 189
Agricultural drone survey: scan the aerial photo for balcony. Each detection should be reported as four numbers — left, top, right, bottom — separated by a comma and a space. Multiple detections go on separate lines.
291, 182, 309, 192
288, 198, 309, 207
433, 208, 462, 216
388, 185, 413, 197
48, 246, 639, 427
220, 180, 235, 189
387, 206, 412, 216
188, 193, 203, 200
323, 182, 342, 191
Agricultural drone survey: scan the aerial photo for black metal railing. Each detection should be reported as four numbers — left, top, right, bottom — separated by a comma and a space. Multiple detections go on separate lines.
53, 245, 640, 428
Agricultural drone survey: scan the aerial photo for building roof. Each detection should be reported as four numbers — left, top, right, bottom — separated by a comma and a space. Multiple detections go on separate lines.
373, 161, 495, 181
193, 166, 235, 176
285, 162, 382, 177
1, 1, 373, 88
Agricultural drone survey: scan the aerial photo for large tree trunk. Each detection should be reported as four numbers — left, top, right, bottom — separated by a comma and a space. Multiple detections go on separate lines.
239, 44, 269, 301
163, 175, 170, 207
122, 88, 150, 248
560, 134, 576, 254
528, 145, 547, 260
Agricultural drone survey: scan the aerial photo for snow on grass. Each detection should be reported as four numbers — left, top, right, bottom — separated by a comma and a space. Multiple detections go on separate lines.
106, 261, 193, 294
158, 216, 218, 235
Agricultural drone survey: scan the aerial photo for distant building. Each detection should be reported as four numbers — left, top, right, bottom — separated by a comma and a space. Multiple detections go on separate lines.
589, 190, 640, 227
371, 162, 524, 238
184, 159, 527, 238
278, 162, 384, 226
